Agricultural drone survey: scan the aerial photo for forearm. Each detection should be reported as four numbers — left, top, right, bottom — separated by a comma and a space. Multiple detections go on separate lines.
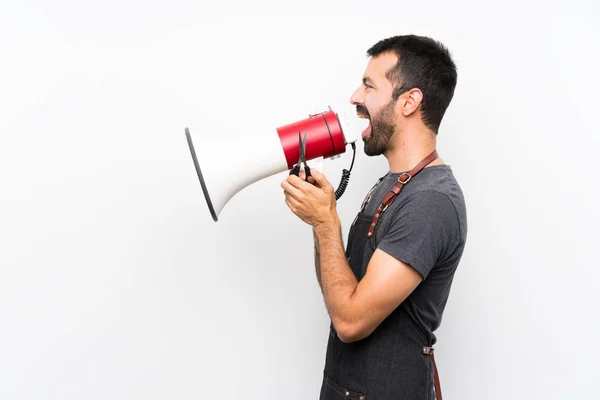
312, 228, 322, 289
314, 216, 359, 329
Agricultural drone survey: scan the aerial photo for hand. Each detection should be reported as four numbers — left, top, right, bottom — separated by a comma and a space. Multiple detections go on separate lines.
281, 168, 337, 227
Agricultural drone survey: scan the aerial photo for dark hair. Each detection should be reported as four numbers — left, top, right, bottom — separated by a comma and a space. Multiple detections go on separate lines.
367, 35, 457, 134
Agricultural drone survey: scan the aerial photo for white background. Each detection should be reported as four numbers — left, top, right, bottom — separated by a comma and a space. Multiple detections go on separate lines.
1, 1, 599, 399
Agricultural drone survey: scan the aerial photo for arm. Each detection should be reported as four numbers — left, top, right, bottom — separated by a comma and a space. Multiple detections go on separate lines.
280, 170, 441, 343
312, 227, 322, 289
314, 216, 422, 343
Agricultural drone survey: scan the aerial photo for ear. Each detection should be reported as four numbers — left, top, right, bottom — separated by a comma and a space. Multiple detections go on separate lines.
399, 88, 423, 117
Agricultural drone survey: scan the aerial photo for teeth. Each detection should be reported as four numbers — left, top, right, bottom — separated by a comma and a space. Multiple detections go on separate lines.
356, 115, 370, 132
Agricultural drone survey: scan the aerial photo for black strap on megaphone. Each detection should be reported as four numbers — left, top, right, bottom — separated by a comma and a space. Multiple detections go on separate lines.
334, 142, 356, 200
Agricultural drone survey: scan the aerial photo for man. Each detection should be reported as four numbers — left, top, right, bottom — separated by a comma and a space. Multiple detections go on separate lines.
281, 34, 467, 400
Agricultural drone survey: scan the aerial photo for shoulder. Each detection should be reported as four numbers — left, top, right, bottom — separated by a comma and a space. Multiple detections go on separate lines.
391, 189, 460, 234
394, 165, 466, 226
380, 169, 466, 248
376, 190, 462, 278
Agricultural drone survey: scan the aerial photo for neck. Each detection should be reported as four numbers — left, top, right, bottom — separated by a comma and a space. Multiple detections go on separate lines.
384, 128, 442, 173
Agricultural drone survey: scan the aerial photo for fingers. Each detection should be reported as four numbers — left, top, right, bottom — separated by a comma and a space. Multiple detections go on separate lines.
309, 168, 324, 184
285, 196, 296, 212
282, 168, 333, 211
299, 169, 316, 185
281, 177, 304, 201
306, 168, 333, 191
285, 173, 314, 191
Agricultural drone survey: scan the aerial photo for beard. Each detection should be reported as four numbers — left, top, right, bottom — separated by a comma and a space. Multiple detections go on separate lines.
361, 99, 397, 157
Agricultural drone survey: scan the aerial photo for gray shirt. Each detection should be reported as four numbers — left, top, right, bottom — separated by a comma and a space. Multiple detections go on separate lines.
361, 164, 468, 345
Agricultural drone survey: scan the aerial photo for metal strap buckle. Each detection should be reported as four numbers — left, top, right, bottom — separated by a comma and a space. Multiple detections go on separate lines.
422, 346, 434, 355
380, 203, 390, 213
398, 173, 412, 184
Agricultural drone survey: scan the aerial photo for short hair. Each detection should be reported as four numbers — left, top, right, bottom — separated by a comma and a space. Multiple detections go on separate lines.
367, 35, 458, 133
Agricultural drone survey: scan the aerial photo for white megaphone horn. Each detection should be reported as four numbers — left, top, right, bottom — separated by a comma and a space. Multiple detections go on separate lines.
185, 106, 363, 222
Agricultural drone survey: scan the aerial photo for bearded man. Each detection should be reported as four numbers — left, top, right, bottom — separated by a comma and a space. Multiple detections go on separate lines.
281, 34, 468, 400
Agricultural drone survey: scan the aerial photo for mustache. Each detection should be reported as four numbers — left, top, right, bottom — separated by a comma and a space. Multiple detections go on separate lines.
356, 105, 370, 119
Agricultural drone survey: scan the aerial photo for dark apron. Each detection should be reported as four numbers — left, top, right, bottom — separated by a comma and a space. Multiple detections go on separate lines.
318, 209, 439, 400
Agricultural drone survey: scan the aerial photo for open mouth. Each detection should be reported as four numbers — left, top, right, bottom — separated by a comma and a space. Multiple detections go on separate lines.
357, 113, 371, 139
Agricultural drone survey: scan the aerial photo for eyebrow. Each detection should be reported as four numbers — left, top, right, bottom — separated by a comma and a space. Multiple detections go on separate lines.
363, 76, 375, 86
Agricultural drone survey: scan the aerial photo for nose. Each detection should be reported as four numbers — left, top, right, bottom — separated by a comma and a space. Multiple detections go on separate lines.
349, 85, 364, 106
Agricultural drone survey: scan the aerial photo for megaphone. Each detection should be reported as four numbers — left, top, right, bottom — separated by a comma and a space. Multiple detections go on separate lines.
185, 106, 363, 222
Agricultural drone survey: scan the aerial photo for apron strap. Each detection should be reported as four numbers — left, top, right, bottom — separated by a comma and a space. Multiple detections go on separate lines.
423, 346, 443, 400
367, 150, 439, 238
